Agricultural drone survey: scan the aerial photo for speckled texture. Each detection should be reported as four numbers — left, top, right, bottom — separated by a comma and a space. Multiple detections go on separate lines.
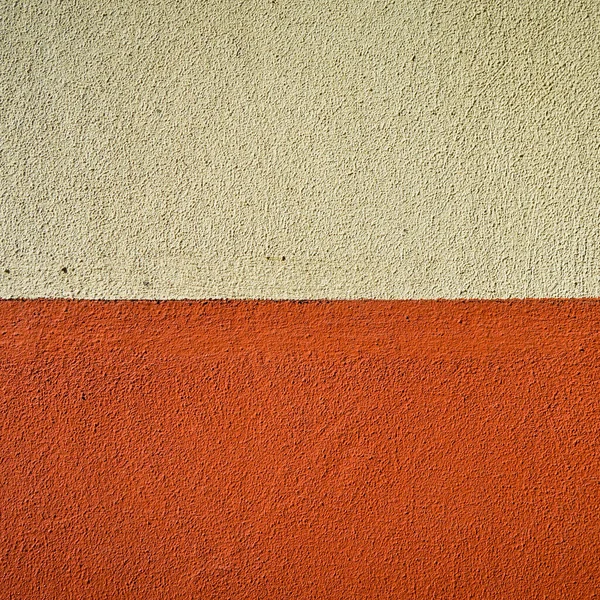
2, 0, 600, 299
1, 299, 600, 598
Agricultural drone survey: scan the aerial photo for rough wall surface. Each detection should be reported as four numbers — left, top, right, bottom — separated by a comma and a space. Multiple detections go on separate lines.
2, 0, 600, 299
1, 299, 600, 598
3, 1, 600, 598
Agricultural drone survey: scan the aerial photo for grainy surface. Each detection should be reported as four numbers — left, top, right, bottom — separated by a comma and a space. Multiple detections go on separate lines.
1, 299, 599, 598
2, 0, 600, 299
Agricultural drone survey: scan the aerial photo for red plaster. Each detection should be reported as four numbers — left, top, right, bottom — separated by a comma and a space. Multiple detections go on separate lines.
1, 299, 599, 598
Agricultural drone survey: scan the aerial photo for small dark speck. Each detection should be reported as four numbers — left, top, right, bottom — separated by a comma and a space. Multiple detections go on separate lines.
281, 256, 286, 261
81, 392, 86, 401
143, 281, 150, 287
412, 55, 416, 61
4, 269, 9, 274
580, 347, 585, 352
61, 267, 68, 274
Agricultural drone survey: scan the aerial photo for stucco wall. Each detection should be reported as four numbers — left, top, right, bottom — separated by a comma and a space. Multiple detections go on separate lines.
2, 299, 600, 597
2, 0, 599, 299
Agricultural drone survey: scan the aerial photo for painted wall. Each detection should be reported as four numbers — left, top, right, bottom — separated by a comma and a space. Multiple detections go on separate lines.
2, 299, 599, 598
2, 0, 600, 299
2, 2, 600, 598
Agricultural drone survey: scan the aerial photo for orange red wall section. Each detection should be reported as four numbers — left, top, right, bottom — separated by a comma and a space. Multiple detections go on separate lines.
1, 299, 599, 598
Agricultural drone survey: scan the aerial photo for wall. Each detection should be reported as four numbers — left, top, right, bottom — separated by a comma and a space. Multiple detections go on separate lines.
2, 1, 600, 598
2, 0, 599, 299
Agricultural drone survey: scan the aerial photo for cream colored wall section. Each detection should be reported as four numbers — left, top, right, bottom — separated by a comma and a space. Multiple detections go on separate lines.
1, 0, 599, 299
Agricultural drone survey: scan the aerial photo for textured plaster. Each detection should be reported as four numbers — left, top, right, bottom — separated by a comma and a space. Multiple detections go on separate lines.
1, 299, 600, 597
1, 0, 600, 299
